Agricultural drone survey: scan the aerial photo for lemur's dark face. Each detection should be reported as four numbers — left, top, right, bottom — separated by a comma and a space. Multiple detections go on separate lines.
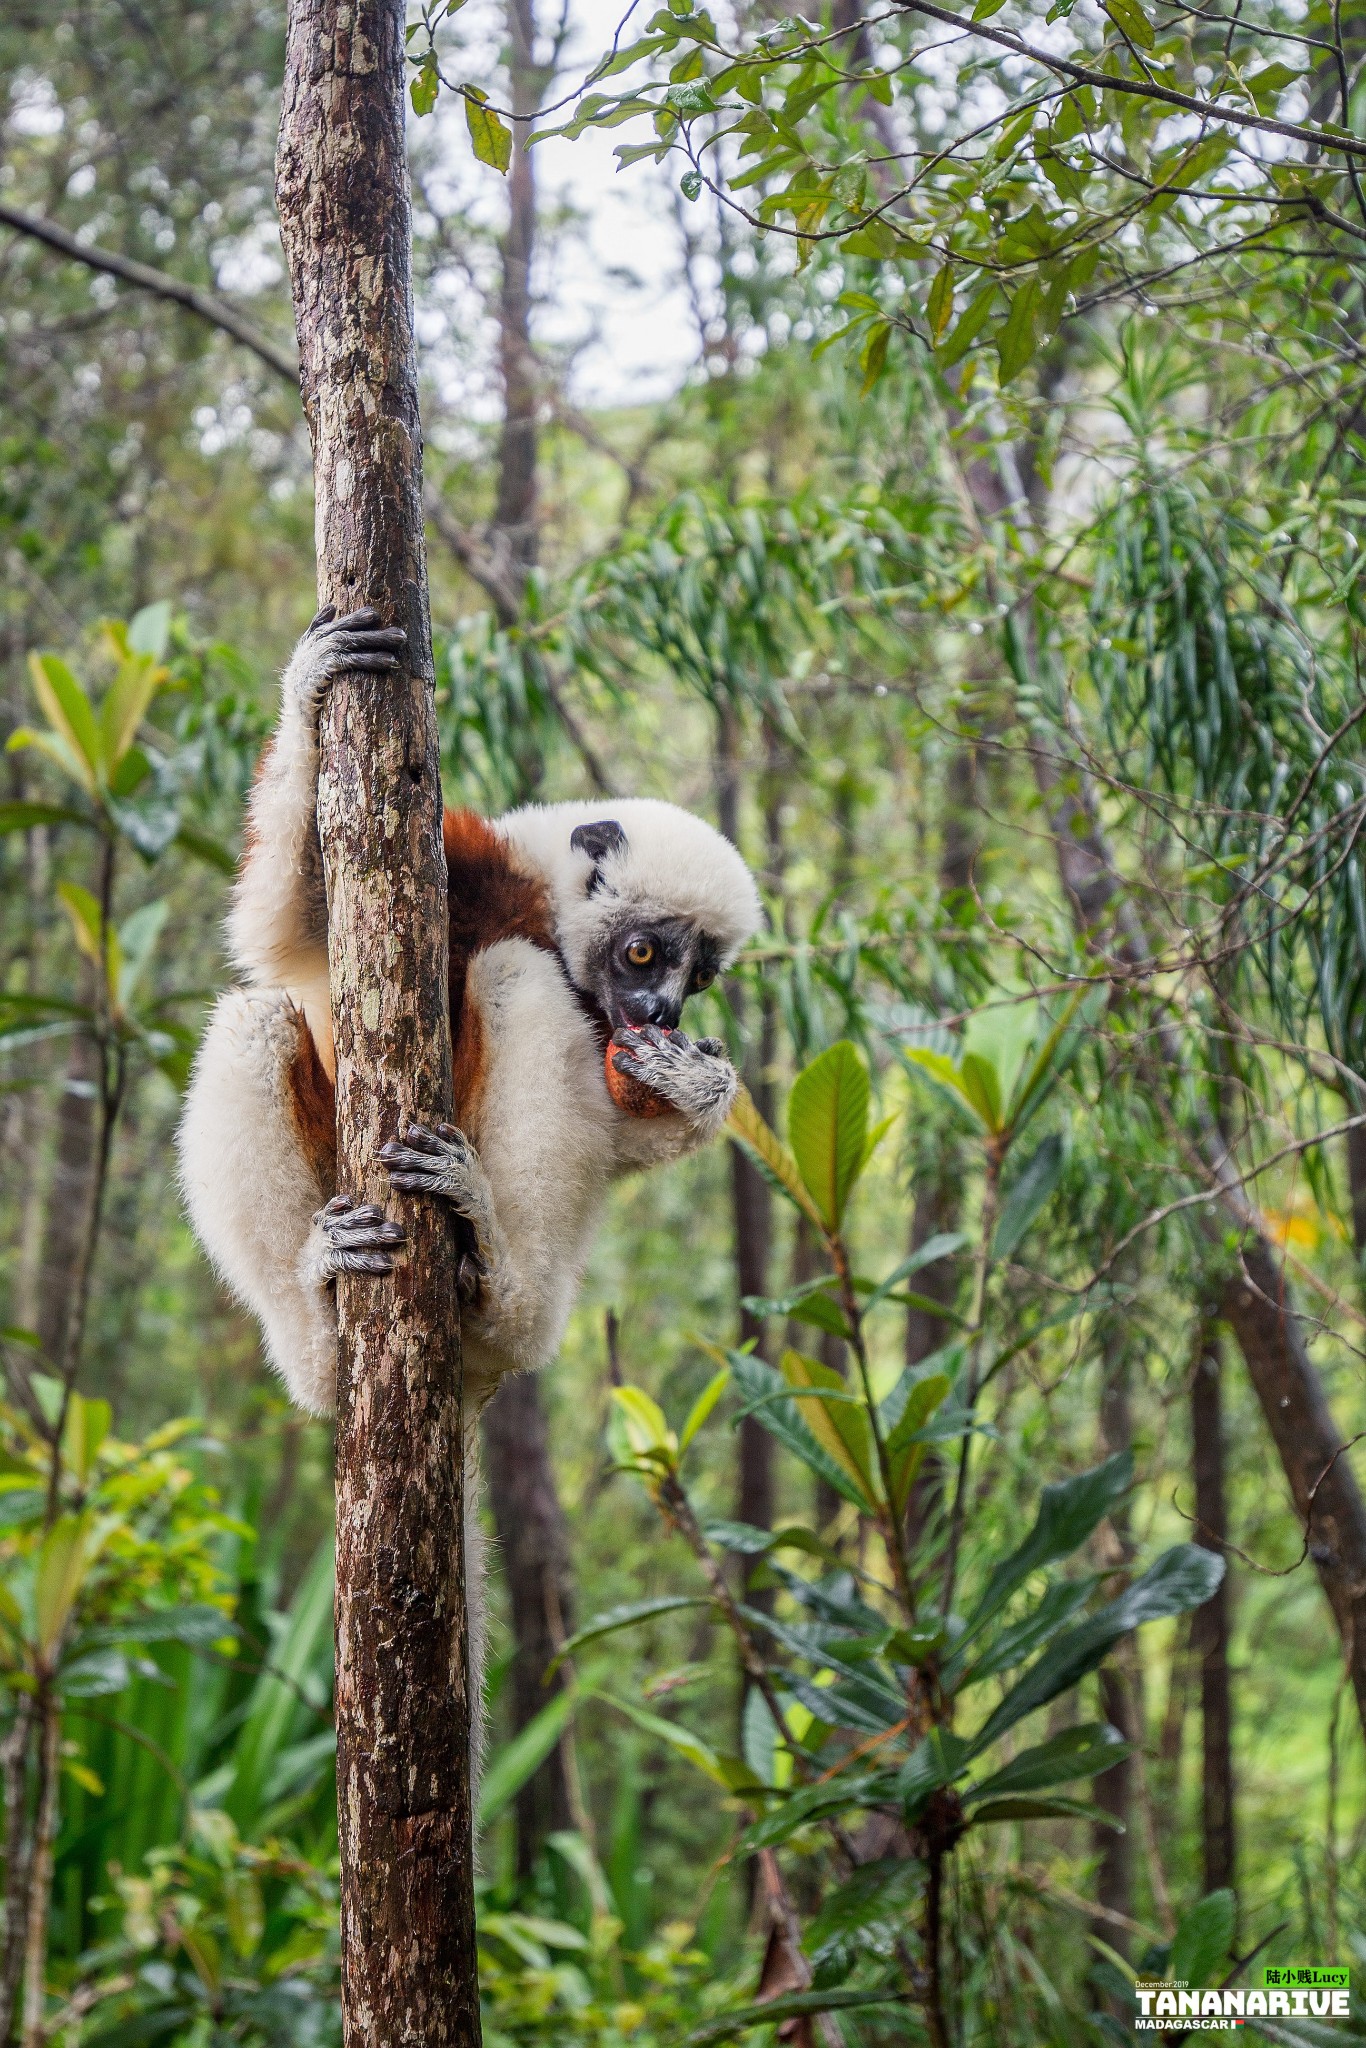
599, 916, 721, 1032
570, 818, 722, 1032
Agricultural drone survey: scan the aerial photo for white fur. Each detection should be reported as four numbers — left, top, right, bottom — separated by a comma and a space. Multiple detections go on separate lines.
178, 626, 762, 1801
499, 798, 762, 991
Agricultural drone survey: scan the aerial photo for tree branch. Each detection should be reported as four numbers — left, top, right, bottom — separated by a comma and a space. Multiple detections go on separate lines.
0, 200, 299, 383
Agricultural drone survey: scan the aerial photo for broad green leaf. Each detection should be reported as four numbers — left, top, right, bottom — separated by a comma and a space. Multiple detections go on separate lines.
730, 1352, 870, 1510
969, 1793, 1122, 1828
56, 882, 107, 970
900, 1045, 988, 1130
958, 1575, 1096, 1686
61, 1392, 111, 1484
785, 1291, 851, 1341
36, 1513, 107, 1657
28, 654, 101, 788
965, 1722, 1127, 1800
479, 1686, 578, 1827
550, 1595, 710, 1673
173, 824, 237, 874
928, 262, 955, 339
780, 1350, 878, 1506
787, 1040, 870, 1228
936, 281, 996, 367
886, 1373, 950, 1517
727, 1085, 827, 1230
993, 1133, 1065, 1261
411, 52, 439, 114
898, 1727, 971, 1817
610, 1385, 677, 1465
680, 1366, 729, 1452
127, 600, 172, 658
996, 278, 1040, 385
99, 650, 164, 770
960, 1452, 1132, 1648
958, 1050, 1003, 1132
1169, 1889, 1236, 1989
1103, 0, 1155, 47
970, 1544, 1224, 1754
465, 88, 512, 172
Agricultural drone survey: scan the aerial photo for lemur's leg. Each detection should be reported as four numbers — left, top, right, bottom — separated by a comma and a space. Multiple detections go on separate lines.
609, 1026, 738, 1148
177, 988, 405, 1414
226, 607, 407, 986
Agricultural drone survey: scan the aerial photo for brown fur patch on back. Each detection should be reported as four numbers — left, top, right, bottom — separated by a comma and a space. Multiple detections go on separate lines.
444, 807, 556, 1120
285, 1003, 337, 1196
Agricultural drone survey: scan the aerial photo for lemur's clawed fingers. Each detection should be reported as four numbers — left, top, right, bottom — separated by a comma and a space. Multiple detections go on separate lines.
314, 1196, 406, 1279
694, 1037, 726, 1058
379, 1122, 482, 1214
306, 604, 338, 634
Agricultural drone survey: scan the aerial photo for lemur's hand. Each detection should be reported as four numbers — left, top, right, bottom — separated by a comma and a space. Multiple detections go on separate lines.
609, 1025, 737, 1135
286, 606, 407, 723
312, 1195, 407, 1279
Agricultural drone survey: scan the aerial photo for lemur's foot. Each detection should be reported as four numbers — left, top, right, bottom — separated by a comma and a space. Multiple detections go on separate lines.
313, 1195, 407, 1279
380, 1122, 482, 1211
609, 1025, 737, 1129
380, 1123, 489, 1299
291, 606, 407, 719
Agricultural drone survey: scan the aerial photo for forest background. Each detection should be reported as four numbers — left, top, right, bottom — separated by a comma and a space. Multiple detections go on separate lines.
1, 0, 1365, 2039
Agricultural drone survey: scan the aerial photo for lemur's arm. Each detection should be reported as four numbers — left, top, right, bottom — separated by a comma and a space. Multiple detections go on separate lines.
607, 1026, 740, 1172
226, 606, 406, 986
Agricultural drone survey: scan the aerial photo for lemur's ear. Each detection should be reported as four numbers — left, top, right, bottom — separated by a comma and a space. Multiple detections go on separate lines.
570, 819, 628, 864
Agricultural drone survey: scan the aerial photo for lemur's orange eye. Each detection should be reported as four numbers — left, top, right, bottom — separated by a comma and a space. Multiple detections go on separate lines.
626, 939, 655, 968
692, 968, 714, 991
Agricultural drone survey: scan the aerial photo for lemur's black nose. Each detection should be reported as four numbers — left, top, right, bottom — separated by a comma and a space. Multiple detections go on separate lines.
621, 989, 682, 1030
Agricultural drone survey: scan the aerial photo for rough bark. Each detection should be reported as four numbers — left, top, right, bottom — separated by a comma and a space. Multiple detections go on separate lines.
33, 1029, 97, 1371
492, 0, 541, 594
481, 1374, 575, 1878
1190, 1327, 1236, 1899
276, 4, 480, 2041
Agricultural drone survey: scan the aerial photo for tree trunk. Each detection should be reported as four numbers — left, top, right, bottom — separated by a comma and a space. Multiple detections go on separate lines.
33, 1028, 97, 1370
1092, 1303, 1136, 1953
492, 0, 540, 586
481, 1374, 575, 1879
1190, 1326, 1236, 1899
276, 5, 480, 2041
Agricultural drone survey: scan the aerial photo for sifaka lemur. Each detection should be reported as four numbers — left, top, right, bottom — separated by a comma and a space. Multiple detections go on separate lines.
177, 605, 761, 1724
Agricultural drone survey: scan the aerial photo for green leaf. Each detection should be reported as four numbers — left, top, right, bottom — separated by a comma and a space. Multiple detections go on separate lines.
595, 1690, 756, 1790
886, 1373, 951, 1517
1169, 1889, 1236, 1988
995, 279, 1040, 385
787, 1040, 870, 1229
479, 1687, 578, 1827
727, 1086, 827, 1231
971, 1545, 1225, 1754
1103, 0, 1155, 47
683, 1988, 909, 2046
969, 1793, 1122, 1828
785, 1291, 851, 1341
411, 52, 439, 115
780, 1349, 879, 1506
965, 1722, 1127, 1800
927, 261, 955, 340
99, 649, 164, 769
936, 281, 996, 367
858, 319, 890, 396
551, 1595, 711, 1673
56, 882, 107, 970
900, 1045, 988, 1130
730, 1351, 870, 1510
0, 801, 93, 835
127, 600, 172, 658
993, 1133, 1065, 1261
958, 1049, 1003, 1132
28, 654, 101, 790
680, 1366, 729, 1452
465, 89, 513, 172
173, 824, 237, 874
609, 1385, 678, 1471
35, 1513, 107, 1657
960, 1452, 1132, 1648
116, 898, 169, 1010
680, 168, 703, 200
862, 1234, 968, 1318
